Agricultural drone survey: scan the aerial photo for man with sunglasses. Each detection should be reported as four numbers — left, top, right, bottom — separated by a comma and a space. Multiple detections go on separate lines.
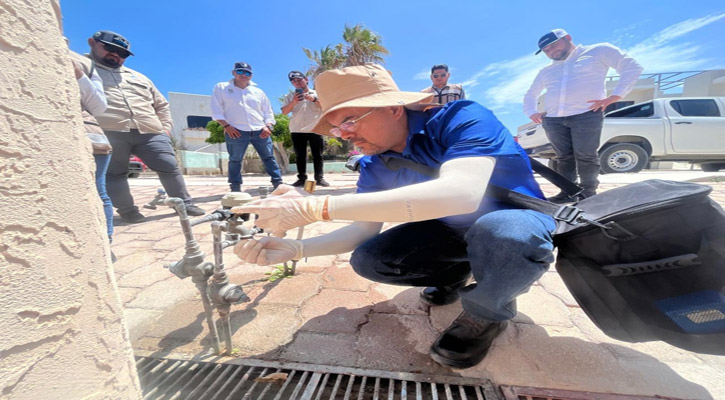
211, 62, 283, 192
524, 29, 643, 202
281, 71, 328, 187
86, 30, 205, 223
232, 65, 553, 369
421, 64, 466, 105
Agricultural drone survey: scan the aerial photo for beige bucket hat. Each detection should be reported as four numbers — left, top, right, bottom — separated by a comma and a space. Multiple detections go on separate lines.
311, 64, 435, 136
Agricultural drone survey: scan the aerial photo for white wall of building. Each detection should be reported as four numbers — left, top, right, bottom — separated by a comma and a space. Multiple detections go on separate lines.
168, 92, 223, 153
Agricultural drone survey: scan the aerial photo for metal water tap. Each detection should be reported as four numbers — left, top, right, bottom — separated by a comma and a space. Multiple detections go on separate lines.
143, 188, 167, 209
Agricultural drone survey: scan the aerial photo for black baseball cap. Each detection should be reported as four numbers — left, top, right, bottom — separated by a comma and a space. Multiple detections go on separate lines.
431, 64, 449, 73
92, 30, 134, 56
288, 71, 305, 80
234, 62, 252, 73
535, 29, 568, 55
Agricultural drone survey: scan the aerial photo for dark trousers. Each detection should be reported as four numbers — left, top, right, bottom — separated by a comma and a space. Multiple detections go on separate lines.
350, 211, 556, 321
542, 110, 604, 195
105, 130, 192, 216
291, 132, 324, 181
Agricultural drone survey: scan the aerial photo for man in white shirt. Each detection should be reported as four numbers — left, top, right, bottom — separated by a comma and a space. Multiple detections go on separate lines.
281, 71, 328, 187
211, 62, 283, 191
523, 29, 643, 202
421, 64, 466, 105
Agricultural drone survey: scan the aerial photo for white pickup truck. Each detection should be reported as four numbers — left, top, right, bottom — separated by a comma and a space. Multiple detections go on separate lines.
517, 97, 725, 173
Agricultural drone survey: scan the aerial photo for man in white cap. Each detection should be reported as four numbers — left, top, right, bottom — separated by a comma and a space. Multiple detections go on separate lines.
524, 29, 643, 202
232, 64, 555, 369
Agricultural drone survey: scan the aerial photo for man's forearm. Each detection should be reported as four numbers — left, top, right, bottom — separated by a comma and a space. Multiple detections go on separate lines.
329, 157, 495, 223
301, 221, 383, 257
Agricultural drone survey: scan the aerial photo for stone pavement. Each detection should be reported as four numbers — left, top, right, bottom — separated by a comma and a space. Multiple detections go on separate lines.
114, 171, 725, 399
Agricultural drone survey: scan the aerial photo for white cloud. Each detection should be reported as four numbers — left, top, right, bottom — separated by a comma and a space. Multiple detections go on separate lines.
413, 68, 430, 80
464, 12, 725, 115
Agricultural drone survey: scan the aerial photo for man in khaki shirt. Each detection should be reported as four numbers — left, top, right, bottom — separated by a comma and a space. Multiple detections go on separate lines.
280, 71, 328, 187
86, 30, 204, 223
421, 64, 466, 105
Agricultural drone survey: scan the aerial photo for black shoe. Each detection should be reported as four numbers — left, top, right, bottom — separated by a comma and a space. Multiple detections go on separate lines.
431, 312, 509, 368
185, 204, 206, 216
273, 181, 282, 190
120, 211, 146, 224
547, 192, 578, 204
420, 278, 468, 306
316, 178, 330, 187
291, 179, 305, 187
230, 186, 242, 193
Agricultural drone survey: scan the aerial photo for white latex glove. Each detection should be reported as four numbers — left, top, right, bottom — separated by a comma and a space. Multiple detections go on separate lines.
233, 236, 303, 266
231, 193, 328, 237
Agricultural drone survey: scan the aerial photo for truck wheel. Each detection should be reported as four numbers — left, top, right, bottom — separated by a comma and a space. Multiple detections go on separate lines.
599, 143, 649, 174
701, 163, 724, 172
128, 173, 140, 178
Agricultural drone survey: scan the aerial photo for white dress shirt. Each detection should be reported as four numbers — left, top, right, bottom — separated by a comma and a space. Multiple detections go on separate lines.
523, 43, 643, 118
78, 68, 107, 116
211, 80, 275, 130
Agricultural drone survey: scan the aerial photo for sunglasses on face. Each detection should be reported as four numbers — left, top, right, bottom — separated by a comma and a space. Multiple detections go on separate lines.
432, 73, 448, 78
290, 78, 305, 83
101, 43, 131, 58
235, 70, 252, 76
329, 109, 375, 137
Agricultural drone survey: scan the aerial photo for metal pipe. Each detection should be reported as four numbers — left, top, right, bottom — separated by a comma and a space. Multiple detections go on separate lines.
195, 278, 221, 354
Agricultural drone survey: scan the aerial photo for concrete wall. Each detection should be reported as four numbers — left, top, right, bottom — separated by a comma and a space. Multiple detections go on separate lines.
168, 92, 216, 152
0, 1, 141, 399
682, 70, 725, 97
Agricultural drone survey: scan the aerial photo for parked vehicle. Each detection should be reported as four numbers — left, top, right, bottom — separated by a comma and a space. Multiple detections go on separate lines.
517, 97, 725, 173
128, 155, 147, 178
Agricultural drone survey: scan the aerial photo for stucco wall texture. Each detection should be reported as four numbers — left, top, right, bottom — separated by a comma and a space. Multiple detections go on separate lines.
0, 1, 142, 399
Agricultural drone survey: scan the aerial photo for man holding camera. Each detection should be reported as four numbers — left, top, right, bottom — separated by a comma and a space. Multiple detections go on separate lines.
281, 71, 328, 187
211, 62, 283, 191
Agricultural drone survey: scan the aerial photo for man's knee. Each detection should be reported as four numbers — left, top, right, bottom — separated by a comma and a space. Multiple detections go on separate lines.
350, 244, 389, 282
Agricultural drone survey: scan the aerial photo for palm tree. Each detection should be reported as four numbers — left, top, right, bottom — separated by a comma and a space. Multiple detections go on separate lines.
302, 44, 344, 78
302, 24, 389, 77
341, 24, 389, 66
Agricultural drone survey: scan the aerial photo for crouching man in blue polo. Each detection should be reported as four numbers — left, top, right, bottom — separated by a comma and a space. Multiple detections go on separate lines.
232, 64, 555, 368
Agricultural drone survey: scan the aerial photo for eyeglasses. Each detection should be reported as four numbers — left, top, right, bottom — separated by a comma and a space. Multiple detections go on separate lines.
235, 70, 252, 76
329, 109, 375, 137
432, 73, 448, 78
102, 43, 131, 58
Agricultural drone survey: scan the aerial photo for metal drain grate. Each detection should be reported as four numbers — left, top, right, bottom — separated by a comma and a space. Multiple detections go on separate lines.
135, 355, 501, 400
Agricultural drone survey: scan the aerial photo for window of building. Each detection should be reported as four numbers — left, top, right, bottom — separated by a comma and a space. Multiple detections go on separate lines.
670, 100, 721, 117
186, 115, 213, 129
606, 102, 654, 118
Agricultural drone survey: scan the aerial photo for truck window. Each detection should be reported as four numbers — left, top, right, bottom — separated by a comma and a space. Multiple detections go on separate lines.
606, 102, 654, 118
670, 100, 721, 117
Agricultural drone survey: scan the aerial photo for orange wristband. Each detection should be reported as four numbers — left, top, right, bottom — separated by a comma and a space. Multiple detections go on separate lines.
322, 196, 330, 220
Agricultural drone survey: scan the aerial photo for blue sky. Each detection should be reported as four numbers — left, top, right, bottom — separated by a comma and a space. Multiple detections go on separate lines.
61, 1, 725, 133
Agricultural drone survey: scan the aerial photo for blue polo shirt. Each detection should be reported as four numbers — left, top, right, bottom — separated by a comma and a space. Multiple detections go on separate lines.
356, 100, 545, 229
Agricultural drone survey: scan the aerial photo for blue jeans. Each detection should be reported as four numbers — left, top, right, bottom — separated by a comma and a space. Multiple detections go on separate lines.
93, 153, 113, 239
226, 130, 283, 189
350, 210, 556, 321
542, 110, 604, 195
